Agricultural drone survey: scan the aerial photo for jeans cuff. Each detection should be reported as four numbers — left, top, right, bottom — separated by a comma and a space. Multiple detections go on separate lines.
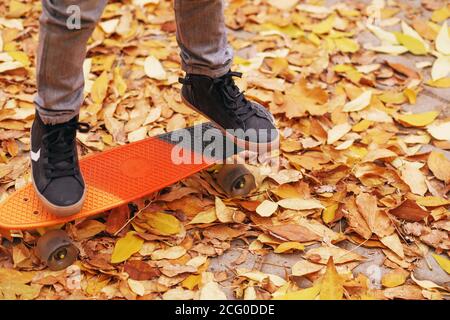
36, 110, 78, 125
181, 61, 232, 78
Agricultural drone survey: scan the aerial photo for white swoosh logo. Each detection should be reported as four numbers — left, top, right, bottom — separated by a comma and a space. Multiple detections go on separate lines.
31, 149, 40, 162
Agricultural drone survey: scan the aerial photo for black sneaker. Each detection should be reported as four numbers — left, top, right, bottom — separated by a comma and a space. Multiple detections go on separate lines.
179, 70, 279, 151
30, 113, 89, 216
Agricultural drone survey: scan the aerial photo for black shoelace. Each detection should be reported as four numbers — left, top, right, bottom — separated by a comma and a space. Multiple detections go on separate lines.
43, 122, 90, 179
181, 71, 257, 123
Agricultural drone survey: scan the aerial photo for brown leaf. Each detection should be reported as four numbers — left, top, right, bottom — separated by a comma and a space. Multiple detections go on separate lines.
389, 199, 429, 222
106, 205, 130, 235
265, 224, 321, 242
386, 61, 420, 79
124, 260, 161, 280
356, 193, 395, 237
343, 197, 372, 239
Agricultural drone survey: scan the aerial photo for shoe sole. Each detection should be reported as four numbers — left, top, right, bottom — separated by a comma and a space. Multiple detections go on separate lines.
31, 169, 87, 217
181, 96, 280, 153
30, 124, 86, 217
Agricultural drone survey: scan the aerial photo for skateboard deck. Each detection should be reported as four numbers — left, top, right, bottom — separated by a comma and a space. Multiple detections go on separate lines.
0, 122, 242, 230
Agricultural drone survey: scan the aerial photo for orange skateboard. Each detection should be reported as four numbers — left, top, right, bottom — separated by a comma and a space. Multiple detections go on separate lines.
0, 122, 256, 270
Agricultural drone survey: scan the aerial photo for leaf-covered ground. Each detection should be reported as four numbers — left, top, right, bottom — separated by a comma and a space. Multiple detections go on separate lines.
0, 0, 449, 300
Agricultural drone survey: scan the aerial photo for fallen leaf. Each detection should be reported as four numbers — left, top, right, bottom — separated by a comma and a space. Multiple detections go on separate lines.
327, 123, 352, 144
382, 269, 407, 288
427, 120, 450, 140
266, 224, 321, 242
319, 257, 344, 300
397, 111, 439, 127
199, 281, 227, 300
256, 200, 279, 217
215, 197, 233, 223
389, 199, 429, 222
304, 246, 365, 264
144, 56, 167, 80
380, 234, 404, 259
111, 231, 144, 264
356, 193, 395, 237
151, 246, 186, 260
124, 260, 161, 280
432, 254, 450, 274
411, 273, 446, 291
291, 259, 323, 277
146, 211, 182, 235
273, 284, 321, 300
436, 21, 450, 55
274, 242, 305, 253
343, 91, 372, 112
427, 151, 450, 183
277, 198, 324, 210
189, 208, 217, 224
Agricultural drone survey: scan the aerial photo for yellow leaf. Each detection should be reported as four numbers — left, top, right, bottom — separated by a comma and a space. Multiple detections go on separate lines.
397, 111, 439, 127
426, 77, 450, 88
416, 196, 450, 207
7, 0, 30, 18
319, 257, 344, 300
311, 15, 335, 34
395, 33, 428, 55
91, 71, 109, 105
334, 38, 360, 53
379, 91, 406, 104
189, 208, 217, 224
436, 21, 450, 55
182, 274, 202, 290
274, 241, 305, 253
111, 231, 144, 264
8, 51, 30, 66
273, 284, 320, 300
431, 6, 450, 23
322, 203, 338, 224
352, 119, 373, 132
113, 67, 127, 96
256, 200, 279, 217
403, 88, 417, 104
146, 211, 181, 236
307, 33, 321, 46
432, 254, 450, 274
382, 271, 407, 288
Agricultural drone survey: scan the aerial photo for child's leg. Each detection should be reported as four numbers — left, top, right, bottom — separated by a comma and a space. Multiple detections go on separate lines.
174, 0, 233, 78
174, 0, 278, 151
35, 0, 107, 125
31, 0, 107, 216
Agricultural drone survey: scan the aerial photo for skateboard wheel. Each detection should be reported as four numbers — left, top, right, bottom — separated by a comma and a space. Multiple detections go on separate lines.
216, 164, 256, 197
36, 230, 79, 271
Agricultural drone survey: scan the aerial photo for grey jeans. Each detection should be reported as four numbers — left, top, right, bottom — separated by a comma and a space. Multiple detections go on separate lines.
35, 0, 233, 125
